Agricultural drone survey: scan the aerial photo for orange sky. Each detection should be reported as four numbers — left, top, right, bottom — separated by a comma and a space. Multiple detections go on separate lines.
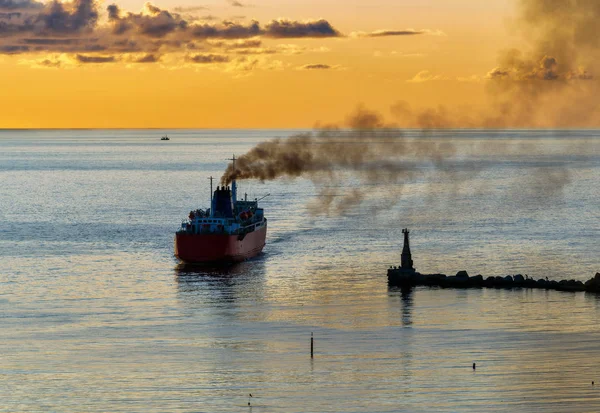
0, 0, 522, 128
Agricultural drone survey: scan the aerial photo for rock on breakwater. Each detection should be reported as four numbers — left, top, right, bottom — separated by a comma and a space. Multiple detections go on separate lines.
388, 270, 600, 293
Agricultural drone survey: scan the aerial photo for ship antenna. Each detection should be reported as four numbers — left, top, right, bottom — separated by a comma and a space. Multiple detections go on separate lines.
208, 176, 214, 218
227, 155, 237, 204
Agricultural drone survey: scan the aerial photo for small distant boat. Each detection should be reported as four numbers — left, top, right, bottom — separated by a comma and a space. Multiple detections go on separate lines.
161, 135, 170, 141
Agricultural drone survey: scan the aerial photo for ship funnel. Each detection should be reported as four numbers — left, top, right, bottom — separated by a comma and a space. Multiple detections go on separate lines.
232, 180, 237, 204
212, 186, 234, 218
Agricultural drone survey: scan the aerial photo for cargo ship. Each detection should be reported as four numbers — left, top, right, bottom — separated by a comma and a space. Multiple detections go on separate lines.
174, 158, 267, 263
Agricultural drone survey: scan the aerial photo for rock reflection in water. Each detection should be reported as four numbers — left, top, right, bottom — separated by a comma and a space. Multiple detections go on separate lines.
388, 285, 414, 327
400, 286, 414, 327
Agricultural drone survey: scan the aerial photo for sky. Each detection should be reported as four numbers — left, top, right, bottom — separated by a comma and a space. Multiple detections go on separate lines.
0, 0, 598, 128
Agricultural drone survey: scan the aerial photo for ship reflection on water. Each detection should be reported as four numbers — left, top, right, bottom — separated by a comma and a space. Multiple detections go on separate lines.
175, 258, 267, 310
175, 260, 260, 278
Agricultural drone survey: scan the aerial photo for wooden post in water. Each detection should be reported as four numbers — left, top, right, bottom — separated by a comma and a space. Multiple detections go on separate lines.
311, 332, 314, 358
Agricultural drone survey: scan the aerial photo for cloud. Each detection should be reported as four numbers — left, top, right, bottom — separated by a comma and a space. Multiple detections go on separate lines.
0, 44, 28, 53
390, 51, 425, 58
211, 42, 324, 56
351, 29, 445, 38
406, 70, 448, 83
23, 38, 78, 45
37, 0, 99, 35
393, 0, 600, 128
233, 47, 275, 55
208, 37, 261, 49
456, 74, 483, 83
406, 70, 482, 83
34, 57, 61, 67
264, 19, 340, 38
186, 53, 229, 63
75, 54, 116, 63
486, 67, 510, 79
108, 3, 187, 38
133, 53, 159, 62
0, 0, 42, 10
1, 2, 342, 57
19, 53, 67, 68
173, 6, 208, 13
0, 11, 21, 18
232, 56, 282, 71
190, 19, 261, 39
486, 54, 594, 81
227, 0, 248, 7
300, 63, 331, 70
0, 0, 344, 70
182, 54, 283, 75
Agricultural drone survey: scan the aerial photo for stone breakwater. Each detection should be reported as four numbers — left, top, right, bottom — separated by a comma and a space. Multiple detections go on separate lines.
388, 270, 600, 293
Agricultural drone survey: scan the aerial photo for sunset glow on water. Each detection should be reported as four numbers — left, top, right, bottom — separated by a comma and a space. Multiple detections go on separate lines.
1, 130, 598, 412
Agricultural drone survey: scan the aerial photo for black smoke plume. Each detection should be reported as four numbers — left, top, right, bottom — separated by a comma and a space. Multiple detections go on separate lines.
391, 0, 600, 128
220, 107, 467, 215
220, 105, 588, 216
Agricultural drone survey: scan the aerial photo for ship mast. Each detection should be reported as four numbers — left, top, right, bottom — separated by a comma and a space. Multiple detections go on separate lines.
208, 176, 214, 218
228, 155, 237, 204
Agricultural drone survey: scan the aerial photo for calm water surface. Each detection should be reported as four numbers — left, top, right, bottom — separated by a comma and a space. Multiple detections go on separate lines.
1, 129, 599, 412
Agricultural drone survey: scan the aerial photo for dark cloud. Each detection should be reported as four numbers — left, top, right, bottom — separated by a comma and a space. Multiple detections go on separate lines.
134, 53, 160, 62
0, 11, 21, 18
227, 0, 246, 7
0, 0, 98, 43
191, 19, 340, 39
23, 38, 79, 45
301, 63, 331, 70
75, 54, 116, 63
111, 38, 144, 52
36, 0, 98, 35
0, 44, 28, 53
37, 58, 61, 67
198, 14, 218, 20
106, 4, 119, 19
234, 47, 275, 55
186, 53, 229, 63
389, 0, 600, 128
352, 28, 444, 38
0, 0, 343, 65
488, 50, 594, 82
351, 28, 446, 40
264, 18, 340, 38
108, 3, 187, 38
373, 29, 422, 36
191, 19, 260, 39
358, 29, 424, 37
0, 0, 41, 10
481, 0, 600, 126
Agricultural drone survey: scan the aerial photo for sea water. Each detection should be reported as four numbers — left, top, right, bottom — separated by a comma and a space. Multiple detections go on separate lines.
1, 129, 599, 412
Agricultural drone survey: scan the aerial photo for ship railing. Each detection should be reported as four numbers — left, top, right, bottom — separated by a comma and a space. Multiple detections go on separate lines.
235, 219, 266, 234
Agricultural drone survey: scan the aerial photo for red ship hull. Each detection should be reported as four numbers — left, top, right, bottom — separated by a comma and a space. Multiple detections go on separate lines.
174, 224, 267, 263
